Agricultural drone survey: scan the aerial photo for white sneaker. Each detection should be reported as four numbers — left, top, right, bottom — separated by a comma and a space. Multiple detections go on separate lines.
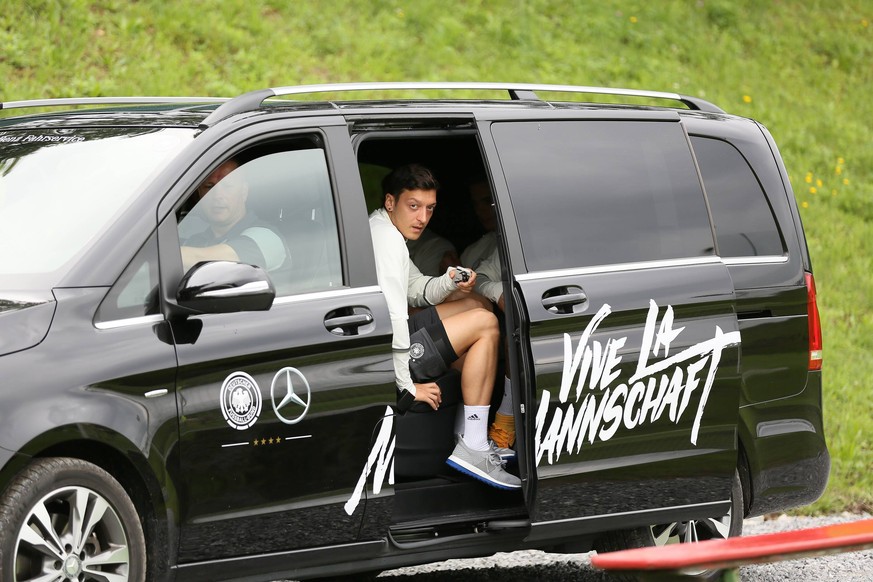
447, 436, 521, 490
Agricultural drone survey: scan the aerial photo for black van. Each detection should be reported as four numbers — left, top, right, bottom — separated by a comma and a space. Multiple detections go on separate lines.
0, 83, 827, 581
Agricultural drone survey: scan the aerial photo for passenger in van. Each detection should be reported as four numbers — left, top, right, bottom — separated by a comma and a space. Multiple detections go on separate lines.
180, 159, 289, 273
407, 228, 459, 276
369, 163, 520, 490
460, 177, 498, 270
458, 177, 515, 449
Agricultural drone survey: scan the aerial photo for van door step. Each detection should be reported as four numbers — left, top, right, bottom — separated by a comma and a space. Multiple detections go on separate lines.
393, 477, 524, 524
389, 518, 531, 549
482, 518, 531, 532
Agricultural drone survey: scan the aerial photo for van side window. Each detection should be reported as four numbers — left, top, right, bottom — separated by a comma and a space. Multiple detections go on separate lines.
177, 142, 343, 296
492, 121, 715, 271
691, 136, 785, 258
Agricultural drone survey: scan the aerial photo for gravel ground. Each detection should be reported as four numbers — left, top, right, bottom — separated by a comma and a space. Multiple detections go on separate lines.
376, 513, 873, 581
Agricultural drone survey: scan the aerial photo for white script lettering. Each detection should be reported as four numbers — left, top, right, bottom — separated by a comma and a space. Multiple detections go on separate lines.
535, 300, 741, 466
344, 406, 395, 515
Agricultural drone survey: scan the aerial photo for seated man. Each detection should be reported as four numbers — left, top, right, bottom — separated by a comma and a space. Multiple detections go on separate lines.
180, 159, 288, 273
369, 163, 519, 490
408, 174, 516, 450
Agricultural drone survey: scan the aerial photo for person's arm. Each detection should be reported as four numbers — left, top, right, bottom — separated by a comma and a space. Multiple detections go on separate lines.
473, 249, 504, 305
407, 261, 472, 307
371, 218, 419, 397
180, 244, 240, 271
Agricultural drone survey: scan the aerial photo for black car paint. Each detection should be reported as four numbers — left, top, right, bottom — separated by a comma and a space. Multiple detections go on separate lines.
0, 97, 829, 581
0, 299, 55, 356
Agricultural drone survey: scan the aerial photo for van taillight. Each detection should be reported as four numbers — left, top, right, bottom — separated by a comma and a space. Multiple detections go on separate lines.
806, 272, 823, 370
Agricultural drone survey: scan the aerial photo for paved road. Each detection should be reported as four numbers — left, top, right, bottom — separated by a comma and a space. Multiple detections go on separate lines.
375, 513, 873, 581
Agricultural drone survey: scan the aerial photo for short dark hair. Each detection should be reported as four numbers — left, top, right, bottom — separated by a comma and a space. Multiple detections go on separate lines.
382, 163, 440, 200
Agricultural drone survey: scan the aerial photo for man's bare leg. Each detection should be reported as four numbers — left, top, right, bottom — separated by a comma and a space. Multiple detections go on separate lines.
442, 288, 493, 310
439, 306, 500, 405
440, 305, 520, 489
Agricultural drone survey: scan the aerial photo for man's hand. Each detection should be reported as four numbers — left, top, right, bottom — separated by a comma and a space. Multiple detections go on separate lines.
413, 381, 442, 410
449, 267, 477, 293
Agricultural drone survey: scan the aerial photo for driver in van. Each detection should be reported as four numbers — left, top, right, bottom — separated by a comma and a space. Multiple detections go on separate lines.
369, 163, 520, 490
180, 159, 288, 273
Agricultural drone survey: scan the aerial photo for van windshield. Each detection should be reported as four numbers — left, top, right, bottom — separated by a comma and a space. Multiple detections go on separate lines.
0, 127, 194, 289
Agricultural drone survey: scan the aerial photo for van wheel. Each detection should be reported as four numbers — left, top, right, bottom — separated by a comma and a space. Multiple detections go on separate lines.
0, 457, 146, 582
595, 469, 743, 581
650, 469, 743, 546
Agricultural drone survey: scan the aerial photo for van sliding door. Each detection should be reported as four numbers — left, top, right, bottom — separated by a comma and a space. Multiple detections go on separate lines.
485, 118, 742, 528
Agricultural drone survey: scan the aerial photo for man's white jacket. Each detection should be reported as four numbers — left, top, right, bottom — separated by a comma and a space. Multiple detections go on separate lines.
369, 208, 456, 395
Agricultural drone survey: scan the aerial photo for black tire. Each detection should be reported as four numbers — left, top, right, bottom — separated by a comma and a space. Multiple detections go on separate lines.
595, 469, 744, 581
0, 457, 146, 582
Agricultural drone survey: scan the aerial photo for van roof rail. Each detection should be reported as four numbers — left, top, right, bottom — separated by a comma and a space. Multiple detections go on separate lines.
0, 96, 230, 112
200, 82, 724, 128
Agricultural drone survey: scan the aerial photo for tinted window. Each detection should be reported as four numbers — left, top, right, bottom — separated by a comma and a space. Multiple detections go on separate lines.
691, 136, 784, 257
492, 121, 715, 271
177, 143, 343, 296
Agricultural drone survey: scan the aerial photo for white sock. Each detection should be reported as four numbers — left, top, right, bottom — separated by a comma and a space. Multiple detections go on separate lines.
461, 405, 490, 451
496, 376, 513, 416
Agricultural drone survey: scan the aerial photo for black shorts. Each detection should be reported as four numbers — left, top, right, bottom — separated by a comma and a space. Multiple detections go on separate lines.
407, 306, 458, 383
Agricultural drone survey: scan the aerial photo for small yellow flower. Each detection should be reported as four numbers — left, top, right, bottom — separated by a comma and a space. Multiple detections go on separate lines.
809, 187, 817, 194
838, 157, 845, 165
836, 166, 843, 175
816, 179, 823, 187
862, 19, 869, 27
801, 201, 810, 208
743, 95, 752, 103
630, 16, 638, 23
805, 173, 813, 183
843, 178, 850, 185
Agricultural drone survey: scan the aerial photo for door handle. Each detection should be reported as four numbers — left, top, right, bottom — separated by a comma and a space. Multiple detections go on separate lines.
324, 307, 374, 335
542, 286, 588, 314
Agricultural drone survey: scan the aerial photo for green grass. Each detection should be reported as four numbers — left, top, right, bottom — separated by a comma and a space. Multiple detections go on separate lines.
2, 0, 871, 514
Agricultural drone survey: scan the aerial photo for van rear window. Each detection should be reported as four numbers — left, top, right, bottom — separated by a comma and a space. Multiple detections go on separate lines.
492, 120, 715, 271
690, 136, 784, 258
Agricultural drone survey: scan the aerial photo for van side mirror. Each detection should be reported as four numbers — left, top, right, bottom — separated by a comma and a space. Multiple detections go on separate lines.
177, 261, 275, 314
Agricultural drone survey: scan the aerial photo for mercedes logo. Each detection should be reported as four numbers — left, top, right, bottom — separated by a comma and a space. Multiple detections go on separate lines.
271, 367, 311, 425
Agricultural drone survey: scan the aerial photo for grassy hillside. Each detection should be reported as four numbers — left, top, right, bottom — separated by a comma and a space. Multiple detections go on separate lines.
2, 0, 871, 514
